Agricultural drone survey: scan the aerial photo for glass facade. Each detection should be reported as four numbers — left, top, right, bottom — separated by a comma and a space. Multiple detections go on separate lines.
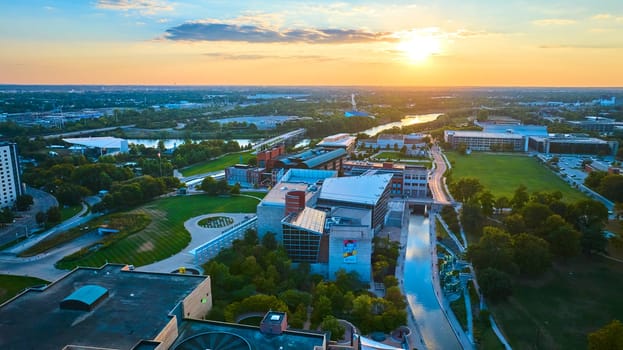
282, 225, 323, 263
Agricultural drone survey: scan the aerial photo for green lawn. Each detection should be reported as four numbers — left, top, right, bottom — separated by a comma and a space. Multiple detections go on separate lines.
445, 152, 587, 202
489, 257, 623, 349
374, 151, 428, 160
181, 151, 254, 177
56, 194, 261, 270
61, 204, 83, 221
0, 274, 49, 304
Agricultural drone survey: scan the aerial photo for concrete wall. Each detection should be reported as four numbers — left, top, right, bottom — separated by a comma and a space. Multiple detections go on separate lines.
257, 204, 285, 241
182, 276, 212, 320
328, 226, 373, 283
154, 315, 179, 350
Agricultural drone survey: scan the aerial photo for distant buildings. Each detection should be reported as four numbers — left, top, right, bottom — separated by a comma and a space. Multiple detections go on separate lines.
317, 133, 357, 153
567, 116, 616, 134
359, 133, 428, 151
63, 136, 129, 156
342, 161, 430, 198
0, 264, 330, 350
0, 142, 23, 208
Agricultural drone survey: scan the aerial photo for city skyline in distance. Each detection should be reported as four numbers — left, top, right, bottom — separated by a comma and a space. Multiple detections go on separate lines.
1, 0, 622, 87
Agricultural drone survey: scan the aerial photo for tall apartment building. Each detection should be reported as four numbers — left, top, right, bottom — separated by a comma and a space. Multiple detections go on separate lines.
0, 142, 23, 208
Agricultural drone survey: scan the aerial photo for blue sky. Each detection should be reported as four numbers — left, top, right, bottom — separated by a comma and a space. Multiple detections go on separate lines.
1, 0, 622, 85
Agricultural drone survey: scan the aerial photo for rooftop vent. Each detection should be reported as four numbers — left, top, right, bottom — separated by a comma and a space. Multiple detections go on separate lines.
60, 285, 109, 311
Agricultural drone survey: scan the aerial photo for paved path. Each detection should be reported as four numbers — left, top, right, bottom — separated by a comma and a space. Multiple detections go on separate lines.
430, 145, 452, 205
137, 213, 255, 273
0, 187, 58, 247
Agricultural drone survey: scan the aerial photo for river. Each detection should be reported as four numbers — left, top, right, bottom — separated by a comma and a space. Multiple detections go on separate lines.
404, 214, 461, 350
127, 113, 441, 149
360, 113, 441, 137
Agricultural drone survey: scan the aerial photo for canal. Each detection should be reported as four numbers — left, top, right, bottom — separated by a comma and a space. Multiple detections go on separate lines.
404, 214, 461, 350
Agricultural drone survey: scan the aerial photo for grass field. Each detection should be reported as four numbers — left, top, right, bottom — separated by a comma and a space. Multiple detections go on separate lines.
0, 274, 49, 304
445, 152, 587, 202
61, 204, 83, 221
489, 256, 623, 349
56, 194, 261, 270
374, 151, 427, 160
181, 151, 254, 177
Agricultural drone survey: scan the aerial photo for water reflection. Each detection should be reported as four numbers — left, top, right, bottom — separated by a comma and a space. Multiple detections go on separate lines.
404, 215, 460, 350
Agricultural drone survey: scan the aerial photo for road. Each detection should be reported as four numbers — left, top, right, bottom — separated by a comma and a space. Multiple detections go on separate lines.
0, 187, 58, 247
430, 145, 452, 205
34, 124, 135, 140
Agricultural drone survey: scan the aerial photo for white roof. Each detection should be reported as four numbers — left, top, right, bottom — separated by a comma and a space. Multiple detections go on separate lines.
63, 137, 127, 149
319, 174, 392, 205
445, 130, 523, 139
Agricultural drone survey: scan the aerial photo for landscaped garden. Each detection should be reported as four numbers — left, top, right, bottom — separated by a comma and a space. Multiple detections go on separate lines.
55, 194, 261, 270
181, 151, 254, 177
198, 216, 234, 228
445, 151, 587, 202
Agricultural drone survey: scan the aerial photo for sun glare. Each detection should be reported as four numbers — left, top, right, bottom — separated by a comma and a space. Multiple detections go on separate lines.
397, 31, 441, 64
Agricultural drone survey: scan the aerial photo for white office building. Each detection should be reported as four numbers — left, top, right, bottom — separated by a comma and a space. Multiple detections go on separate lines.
0, 142, 23, 208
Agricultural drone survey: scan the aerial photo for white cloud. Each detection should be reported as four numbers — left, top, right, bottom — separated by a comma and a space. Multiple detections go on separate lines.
532, 18, 576, 26
96, 0, 174, 15
591, 13, 613, 20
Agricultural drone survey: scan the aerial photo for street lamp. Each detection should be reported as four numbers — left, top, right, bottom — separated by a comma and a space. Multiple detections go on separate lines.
158, 152, 162, 177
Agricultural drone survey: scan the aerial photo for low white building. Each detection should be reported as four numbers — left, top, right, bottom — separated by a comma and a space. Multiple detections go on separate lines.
63, 137, 129, 156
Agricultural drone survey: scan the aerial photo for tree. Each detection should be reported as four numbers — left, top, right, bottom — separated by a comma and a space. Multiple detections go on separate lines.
522, 202, 553, 232
477, 268, 513, 302
512, 233, 551, 276
451, 177, 483, 203
46, 206, 61, 223
543, 215, 581, 258
230, 182, 241, 195
35, 211, 46, 226
261, 232, 278, 250
311, 295, 333, 326
584, 171, 607, 190
588, 319, 623, 350
15, 194, 34, 211
511, 184, 530, 212
321, 315, 345, 341
461, 201, 485, 237
494, 196, 510, 214
467, 227, 517, 274
503, 213, 526, 235
479, 191, 495, 217
568, 199, 608, 232
599, 175, 623, 202
0, 207, 14, 224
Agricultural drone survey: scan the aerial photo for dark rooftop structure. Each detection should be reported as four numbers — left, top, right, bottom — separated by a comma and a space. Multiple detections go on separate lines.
1, 264, 331, 350
173, 318, 327, 350
0, 264, 212, 350
274, 147, 347, 171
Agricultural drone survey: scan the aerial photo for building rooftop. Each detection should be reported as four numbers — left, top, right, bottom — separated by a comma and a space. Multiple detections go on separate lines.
317, 133, 357, 148
277, 147, 347, 169
63, 136, 128, 149
445, 130, 524, 139
328, 207, 372, 227
261, 182, 315, 206
482, 125, 549, 137
173, 319, 326, 350
319, 174, 392, 206
280, 168, 337, 184
0, 264, 208, 350
283, 207, 327, 233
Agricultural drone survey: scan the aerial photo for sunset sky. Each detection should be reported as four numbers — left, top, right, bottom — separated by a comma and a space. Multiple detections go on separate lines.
1, 0, 622, 86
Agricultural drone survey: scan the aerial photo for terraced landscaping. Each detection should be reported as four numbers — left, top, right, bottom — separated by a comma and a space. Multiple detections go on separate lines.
56, 194, 261, 270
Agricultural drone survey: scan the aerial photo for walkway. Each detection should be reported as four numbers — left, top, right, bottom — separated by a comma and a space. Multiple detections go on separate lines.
429, 145, 452, 205
137, 213, 255, 273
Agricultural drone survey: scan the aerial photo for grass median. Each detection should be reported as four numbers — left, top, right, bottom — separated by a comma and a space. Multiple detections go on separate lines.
0, 274, 49, 304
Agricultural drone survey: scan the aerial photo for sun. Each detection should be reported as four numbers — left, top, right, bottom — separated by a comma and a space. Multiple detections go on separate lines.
397, 31, 441, 63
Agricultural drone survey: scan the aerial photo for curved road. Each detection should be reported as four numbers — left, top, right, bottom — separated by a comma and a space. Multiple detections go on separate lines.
430, 145, 451, 205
